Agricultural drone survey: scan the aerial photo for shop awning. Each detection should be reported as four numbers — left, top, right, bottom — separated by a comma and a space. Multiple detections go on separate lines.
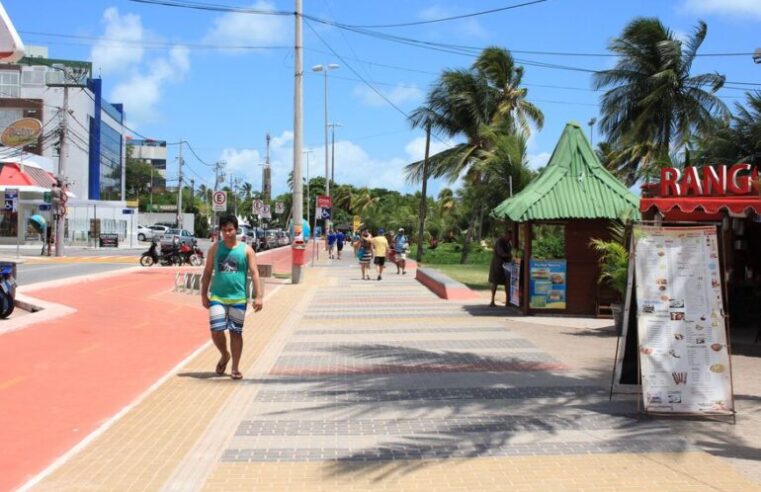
641, 196, 761, 216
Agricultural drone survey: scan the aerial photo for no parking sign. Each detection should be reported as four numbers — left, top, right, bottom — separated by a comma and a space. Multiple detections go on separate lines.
212, 191, 227, 212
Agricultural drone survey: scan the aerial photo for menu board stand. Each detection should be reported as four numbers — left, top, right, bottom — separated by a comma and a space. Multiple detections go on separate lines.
616, 225, 736, 423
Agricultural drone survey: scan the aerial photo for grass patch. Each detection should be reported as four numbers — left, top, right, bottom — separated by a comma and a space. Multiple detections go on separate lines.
410, 241, 491, 265
427, 263, 491, 291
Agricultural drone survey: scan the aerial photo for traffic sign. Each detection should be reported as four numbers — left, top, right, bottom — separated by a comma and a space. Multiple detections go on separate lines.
122, 208, 135, 215
4, 188, 18, 212
353, 215, 360, 231
212, 191, 227, 212
253, 199, 264, 215
275, 201, 284, 214
38, 203, 51, 211
262, 204, 272, 219
320, 207, 331, 220
316, 195, 331, 209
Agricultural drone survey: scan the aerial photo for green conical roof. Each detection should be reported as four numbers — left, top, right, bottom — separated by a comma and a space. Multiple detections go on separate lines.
491, 122, 640, 222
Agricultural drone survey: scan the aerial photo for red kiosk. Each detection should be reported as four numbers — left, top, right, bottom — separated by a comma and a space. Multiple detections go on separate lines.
641, 164, 761, 334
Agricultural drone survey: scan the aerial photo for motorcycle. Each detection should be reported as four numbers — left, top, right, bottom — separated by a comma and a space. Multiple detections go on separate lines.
140, 240, 182, 267
0, 263, 16, 319
178, 241, 204, 266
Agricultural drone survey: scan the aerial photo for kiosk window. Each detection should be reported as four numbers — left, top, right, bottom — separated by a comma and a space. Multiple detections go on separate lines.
532, 224, 565, 259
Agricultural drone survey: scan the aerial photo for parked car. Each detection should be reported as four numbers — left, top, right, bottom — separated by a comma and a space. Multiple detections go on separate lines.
276, 230, 289, 247
137, 224, 153, 242
160, 228, 196, 246
237, 224, 253, 245
264, 229, 279, 249
148, 225, 170, 241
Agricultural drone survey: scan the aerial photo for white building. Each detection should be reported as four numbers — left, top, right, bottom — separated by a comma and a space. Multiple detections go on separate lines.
0, 46, 138, 246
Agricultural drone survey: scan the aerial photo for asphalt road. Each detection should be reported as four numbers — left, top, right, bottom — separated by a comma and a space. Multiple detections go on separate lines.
18, 262, 135, 286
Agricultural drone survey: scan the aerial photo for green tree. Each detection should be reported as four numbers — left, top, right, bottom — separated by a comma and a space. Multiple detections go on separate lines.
593, 18, 728, 184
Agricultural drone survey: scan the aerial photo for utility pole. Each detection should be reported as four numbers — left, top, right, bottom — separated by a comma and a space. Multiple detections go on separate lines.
292, 0, 305, 284
177, 139, 184, 228
190, 178, 195, 212
262, 132, 272, 201
328, 122, 342, 187
303, 149, 313, 229
149, 165, 154, 213
588, 117, 597, 146
54, 85, 69, 257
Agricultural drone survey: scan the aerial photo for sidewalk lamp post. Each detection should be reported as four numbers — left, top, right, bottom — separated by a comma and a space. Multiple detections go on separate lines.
328, 122, 342, 187
312, 63, 339, 235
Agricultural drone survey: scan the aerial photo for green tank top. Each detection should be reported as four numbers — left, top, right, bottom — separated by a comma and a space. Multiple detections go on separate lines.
210, 242, 248, 304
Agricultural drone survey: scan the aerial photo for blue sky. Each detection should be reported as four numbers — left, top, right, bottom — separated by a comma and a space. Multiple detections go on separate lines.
6, 0, 761, 197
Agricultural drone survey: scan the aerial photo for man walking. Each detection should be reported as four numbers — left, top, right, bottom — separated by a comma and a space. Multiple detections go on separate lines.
365, 228, 390, 280
201, 214, 264, 380
336, 230, 345, 259
327, 229, 337, 259
394, 228, 409, 275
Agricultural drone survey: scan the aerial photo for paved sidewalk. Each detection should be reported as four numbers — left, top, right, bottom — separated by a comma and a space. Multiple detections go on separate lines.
30, 255, 761, 491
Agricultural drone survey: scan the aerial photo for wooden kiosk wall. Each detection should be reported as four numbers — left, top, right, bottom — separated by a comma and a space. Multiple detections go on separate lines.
520, 219, 613, 316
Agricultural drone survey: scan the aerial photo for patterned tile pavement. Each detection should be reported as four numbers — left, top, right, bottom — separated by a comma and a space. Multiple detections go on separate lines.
32, 255, 761, 491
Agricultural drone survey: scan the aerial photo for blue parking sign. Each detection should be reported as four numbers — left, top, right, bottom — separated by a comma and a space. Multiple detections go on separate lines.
320, 207, 331, 220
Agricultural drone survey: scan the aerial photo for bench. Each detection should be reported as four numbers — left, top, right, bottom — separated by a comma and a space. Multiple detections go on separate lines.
175, 264, 273, 296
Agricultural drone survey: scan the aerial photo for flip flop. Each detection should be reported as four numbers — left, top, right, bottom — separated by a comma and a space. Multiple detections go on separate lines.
215, 354, 230, 375
230, 371, 243, 380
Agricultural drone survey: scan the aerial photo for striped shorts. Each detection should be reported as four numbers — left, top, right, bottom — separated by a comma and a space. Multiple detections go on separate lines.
209, 302, 247, 333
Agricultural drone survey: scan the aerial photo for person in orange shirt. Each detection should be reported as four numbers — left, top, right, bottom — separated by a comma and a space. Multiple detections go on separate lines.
365, 228, 390, 281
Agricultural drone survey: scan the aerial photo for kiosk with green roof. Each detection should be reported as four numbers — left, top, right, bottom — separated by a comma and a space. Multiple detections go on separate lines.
492, 122, 640, 316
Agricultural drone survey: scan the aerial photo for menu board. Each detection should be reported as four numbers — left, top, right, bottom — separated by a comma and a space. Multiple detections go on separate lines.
508, 259, 521, 307
529, 259, 566, 309
634, 225, 733, 415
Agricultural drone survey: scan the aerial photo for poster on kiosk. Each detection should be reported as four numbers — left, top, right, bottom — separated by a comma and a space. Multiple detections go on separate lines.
634, 225, 734, 415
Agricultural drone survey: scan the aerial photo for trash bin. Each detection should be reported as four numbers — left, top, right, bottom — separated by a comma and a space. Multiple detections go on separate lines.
292, 240, 307, 265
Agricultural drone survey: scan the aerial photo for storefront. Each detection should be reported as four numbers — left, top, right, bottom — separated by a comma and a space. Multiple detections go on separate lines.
641, 163, 761, 332
492, 122, 640, 316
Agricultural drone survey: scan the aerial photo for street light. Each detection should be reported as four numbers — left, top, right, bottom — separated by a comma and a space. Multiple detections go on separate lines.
312, 63, 339, 235
588, 117, 597, 146
328, 122, 342, 186
754, 48, 761, 64
303, 149, 313, 231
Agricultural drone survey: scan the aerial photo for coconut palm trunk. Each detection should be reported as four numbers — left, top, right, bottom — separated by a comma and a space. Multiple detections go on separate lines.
416, 125, 431, 263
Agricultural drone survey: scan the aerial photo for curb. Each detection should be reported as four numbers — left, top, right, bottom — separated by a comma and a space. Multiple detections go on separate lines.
415, 267, 481, 301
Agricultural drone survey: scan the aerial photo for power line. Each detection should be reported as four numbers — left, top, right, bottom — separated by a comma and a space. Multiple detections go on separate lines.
349, 0, 548, 28
183, 140, 216, 167
127, 0, 292, 16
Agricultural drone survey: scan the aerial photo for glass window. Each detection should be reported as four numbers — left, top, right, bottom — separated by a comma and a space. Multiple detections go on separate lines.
99, 123, 122, 200
0, 70, 19, 98
21, 68, 46, 86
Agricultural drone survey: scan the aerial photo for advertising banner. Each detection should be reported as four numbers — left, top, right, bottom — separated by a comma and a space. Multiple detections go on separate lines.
529, 259, 566, 309
634, 225, 733, 415
508, 259, 521, 307
316, 195, 331, 209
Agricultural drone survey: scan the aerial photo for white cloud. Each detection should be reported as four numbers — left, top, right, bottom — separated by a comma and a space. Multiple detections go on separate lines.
110, 45, 191, 125
90, 7, 145, 75
202, 1, 289, 51
527, 152, 551, 170
353, 84, 424, 107
403, 135, 456, 161
680, 0, 761, 19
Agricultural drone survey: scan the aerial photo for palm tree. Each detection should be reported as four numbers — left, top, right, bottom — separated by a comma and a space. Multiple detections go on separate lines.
696, 91, 761, 168
593, 18, 729, 182
407, 47, 542, 263
239, 182, 253, 201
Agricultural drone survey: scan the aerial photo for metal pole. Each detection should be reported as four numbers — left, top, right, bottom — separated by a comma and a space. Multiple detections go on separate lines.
150, 165, 154, 213
303, 150, 311, 228
55, 85, 69, 257
291, 0, 304, 284
330, 123, 337, 186
177, 139, 184, 228
323, 69, 330, 235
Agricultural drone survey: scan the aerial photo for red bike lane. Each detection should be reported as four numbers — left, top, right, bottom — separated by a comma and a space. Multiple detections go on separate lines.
0, 245, 294, 491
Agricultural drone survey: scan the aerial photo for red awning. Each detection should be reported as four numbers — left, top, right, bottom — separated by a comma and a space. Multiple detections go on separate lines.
641, 196, 761, 216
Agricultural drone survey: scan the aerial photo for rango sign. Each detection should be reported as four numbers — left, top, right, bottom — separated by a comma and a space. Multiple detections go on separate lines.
660, 164, 760, 197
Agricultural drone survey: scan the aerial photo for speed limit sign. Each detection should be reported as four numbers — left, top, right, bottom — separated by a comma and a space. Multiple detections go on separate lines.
212, 191, 227, 212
